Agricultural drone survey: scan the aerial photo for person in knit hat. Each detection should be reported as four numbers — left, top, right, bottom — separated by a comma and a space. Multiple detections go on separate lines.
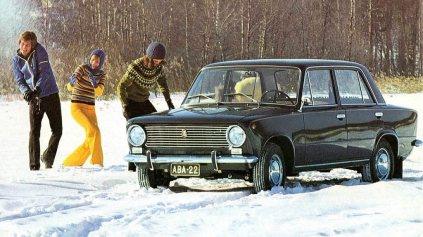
117, 41, 174, 172
63, 49, 107, 167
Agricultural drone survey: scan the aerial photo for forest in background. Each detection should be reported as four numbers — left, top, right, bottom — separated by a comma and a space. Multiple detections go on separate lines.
1, 0, 422, 99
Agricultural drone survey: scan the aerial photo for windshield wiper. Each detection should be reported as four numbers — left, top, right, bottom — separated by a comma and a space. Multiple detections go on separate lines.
224, 93, 260, 107
187, 94, 223, 105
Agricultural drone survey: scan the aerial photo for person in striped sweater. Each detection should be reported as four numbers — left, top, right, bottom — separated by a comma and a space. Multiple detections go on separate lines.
63, 49, 107, 167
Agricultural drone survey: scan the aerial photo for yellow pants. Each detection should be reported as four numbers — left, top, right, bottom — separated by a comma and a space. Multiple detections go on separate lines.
63, 103, 103, 166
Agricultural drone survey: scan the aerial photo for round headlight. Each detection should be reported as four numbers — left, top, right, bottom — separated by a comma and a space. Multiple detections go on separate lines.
127, 125, 146, 146
226, 125, 246, 147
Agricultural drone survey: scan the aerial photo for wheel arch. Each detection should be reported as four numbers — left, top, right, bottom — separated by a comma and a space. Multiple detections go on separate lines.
375, 130, 399, 160
263, 135, 295, 175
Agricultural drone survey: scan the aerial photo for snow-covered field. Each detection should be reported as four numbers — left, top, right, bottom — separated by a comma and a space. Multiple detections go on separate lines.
0, 93, 422, 237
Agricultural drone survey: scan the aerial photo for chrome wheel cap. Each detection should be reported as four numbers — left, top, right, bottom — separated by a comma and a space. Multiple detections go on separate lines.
269, 154, 283, 186
375, 148, 390, 180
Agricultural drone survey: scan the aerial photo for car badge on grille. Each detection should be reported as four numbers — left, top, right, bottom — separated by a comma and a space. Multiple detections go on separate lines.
181, 129, 188, 138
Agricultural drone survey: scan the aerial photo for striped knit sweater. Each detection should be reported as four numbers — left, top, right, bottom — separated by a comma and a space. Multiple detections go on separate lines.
117, 56, 170, 106
67, 65, 107, 105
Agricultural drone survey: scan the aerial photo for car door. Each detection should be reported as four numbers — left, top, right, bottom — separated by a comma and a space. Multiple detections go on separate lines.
334, 69, 382, 160
299, 69, 348, 166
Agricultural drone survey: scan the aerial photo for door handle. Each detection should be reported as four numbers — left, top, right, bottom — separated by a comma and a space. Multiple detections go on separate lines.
375, 112, 383, 118
336, 114, 346, 120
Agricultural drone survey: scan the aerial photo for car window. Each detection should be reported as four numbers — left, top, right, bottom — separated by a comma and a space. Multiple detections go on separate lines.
302, 69, 336, 106
335, 69, 374, 104
275, 70, 299, 98
185, 69, 227, 103
184, 67, 300, 105
232, 71, 262, 102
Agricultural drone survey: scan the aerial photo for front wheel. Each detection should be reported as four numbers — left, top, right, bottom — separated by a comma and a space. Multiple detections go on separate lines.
137, 165, 171, 189
253, 143, 286, 193
361, 139, 394, 182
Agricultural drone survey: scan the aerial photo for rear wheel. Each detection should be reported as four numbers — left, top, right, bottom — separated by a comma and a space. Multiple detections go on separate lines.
253, 143, 286, 193
361, 139, 394, 182
137, 165, 171, 189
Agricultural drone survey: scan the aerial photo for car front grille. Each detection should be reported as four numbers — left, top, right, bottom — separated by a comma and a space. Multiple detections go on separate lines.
145, 125, 229, 148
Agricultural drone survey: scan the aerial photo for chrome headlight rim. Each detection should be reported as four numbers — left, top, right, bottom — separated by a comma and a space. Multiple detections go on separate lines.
226, 125, 246, 147
127, 125, 146, 146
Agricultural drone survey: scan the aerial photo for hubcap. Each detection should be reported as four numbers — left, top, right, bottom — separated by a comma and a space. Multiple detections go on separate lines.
375, 148, 390, 180
269, 154, 283, 186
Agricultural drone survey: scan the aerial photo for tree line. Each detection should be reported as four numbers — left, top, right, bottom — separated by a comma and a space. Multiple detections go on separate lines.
1, 0, 422, 99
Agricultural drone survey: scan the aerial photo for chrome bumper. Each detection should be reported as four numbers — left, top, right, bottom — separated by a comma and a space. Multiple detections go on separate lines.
123, 151, 258, 171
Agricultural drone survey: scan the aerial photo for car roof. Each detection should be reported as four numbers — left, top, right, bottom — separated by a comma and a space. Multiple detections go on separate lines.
203, 59, 366, 70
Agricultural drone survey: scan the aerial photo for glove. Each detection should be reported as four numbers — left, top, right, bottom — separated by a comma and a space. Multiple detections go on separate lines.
23, 90, 34, 103
86, 73, 98, 88
166, 99, 175, 110
33, 86, 42, 97
69, 73, 77, 86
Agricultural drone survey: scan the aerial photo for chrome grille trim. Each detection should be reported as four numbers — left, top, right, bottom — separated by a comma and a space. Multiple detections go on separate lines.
145, 125, 229, 148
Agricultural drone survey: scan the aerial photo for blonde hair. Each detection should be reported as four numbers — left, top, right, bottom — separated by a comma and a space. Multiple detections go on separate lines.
143, 55, 166, 69
91, 54, 101, 60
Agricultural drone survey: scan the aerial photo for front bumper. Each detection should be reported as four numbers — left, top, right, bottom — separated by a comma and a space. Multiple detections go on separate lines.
124, 150, 258, 172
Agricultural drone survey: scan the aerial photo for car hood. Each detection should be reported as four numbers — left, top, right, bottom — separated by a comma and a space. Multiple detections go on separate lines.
129, 105, 295, 125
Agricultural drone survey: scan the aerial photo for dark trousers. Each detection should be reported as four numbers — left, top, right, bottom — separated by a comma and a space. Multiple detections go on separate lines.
29, 93, 62, 169
124, 99, 156, 171
124, 99, 157, 120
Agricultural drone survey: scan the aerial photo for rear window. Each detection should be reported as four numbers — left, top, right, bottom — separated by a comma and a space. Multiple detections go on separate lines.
335, 69, 374, 104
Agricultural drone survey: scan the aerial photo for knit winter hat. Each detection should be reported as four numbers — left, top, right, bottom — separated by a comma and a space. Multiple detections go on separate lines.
87, 48, 106, 74
146, 42, 166, 60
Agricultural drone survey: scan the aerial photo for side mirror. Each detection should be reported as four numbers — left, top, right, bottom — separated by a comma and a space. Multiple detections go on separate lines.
298, 97, 311, 112
412, 139, 422, 147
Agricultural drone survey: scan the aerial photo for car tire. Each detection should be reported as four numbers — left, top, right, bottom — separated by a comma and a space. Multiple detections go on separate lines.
253, 142, 286, 193
138, 167, 157, 189
137, 166, 172, 189
361, 138, 394, 182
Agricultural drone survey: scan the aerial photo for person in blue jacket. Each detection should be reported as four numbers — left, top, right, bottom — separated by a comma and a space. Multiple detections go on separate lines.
12, 31, 63, 171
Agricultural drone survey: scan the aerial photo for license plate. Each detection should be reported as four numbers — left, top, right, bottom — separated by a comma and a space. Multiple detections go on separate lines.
170, 164, 200, 176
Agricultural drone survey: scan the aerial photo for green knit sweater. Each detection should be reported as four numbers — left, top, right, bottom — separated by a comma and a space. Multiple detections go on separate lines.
117, 56, 171, 106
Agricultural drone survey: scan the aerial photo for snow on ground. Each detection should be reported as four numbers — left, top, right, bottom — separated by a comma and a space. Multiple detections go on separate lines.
0, 93, 422, 237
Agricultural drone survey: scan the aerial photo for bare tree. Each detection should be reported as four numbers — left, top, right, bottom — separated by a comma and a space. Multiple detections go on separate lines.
1, 0, 423, 98
420, 0, 423, 75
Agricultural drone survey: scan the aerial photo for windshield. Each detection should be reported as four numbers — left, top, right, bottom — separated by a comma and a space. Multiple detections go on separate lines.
183, 67, 301, 106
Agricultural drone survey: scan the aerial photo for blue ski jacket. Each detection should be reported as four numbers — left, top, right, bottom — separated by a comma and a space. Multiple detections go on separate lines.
12, 43, 59, 98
